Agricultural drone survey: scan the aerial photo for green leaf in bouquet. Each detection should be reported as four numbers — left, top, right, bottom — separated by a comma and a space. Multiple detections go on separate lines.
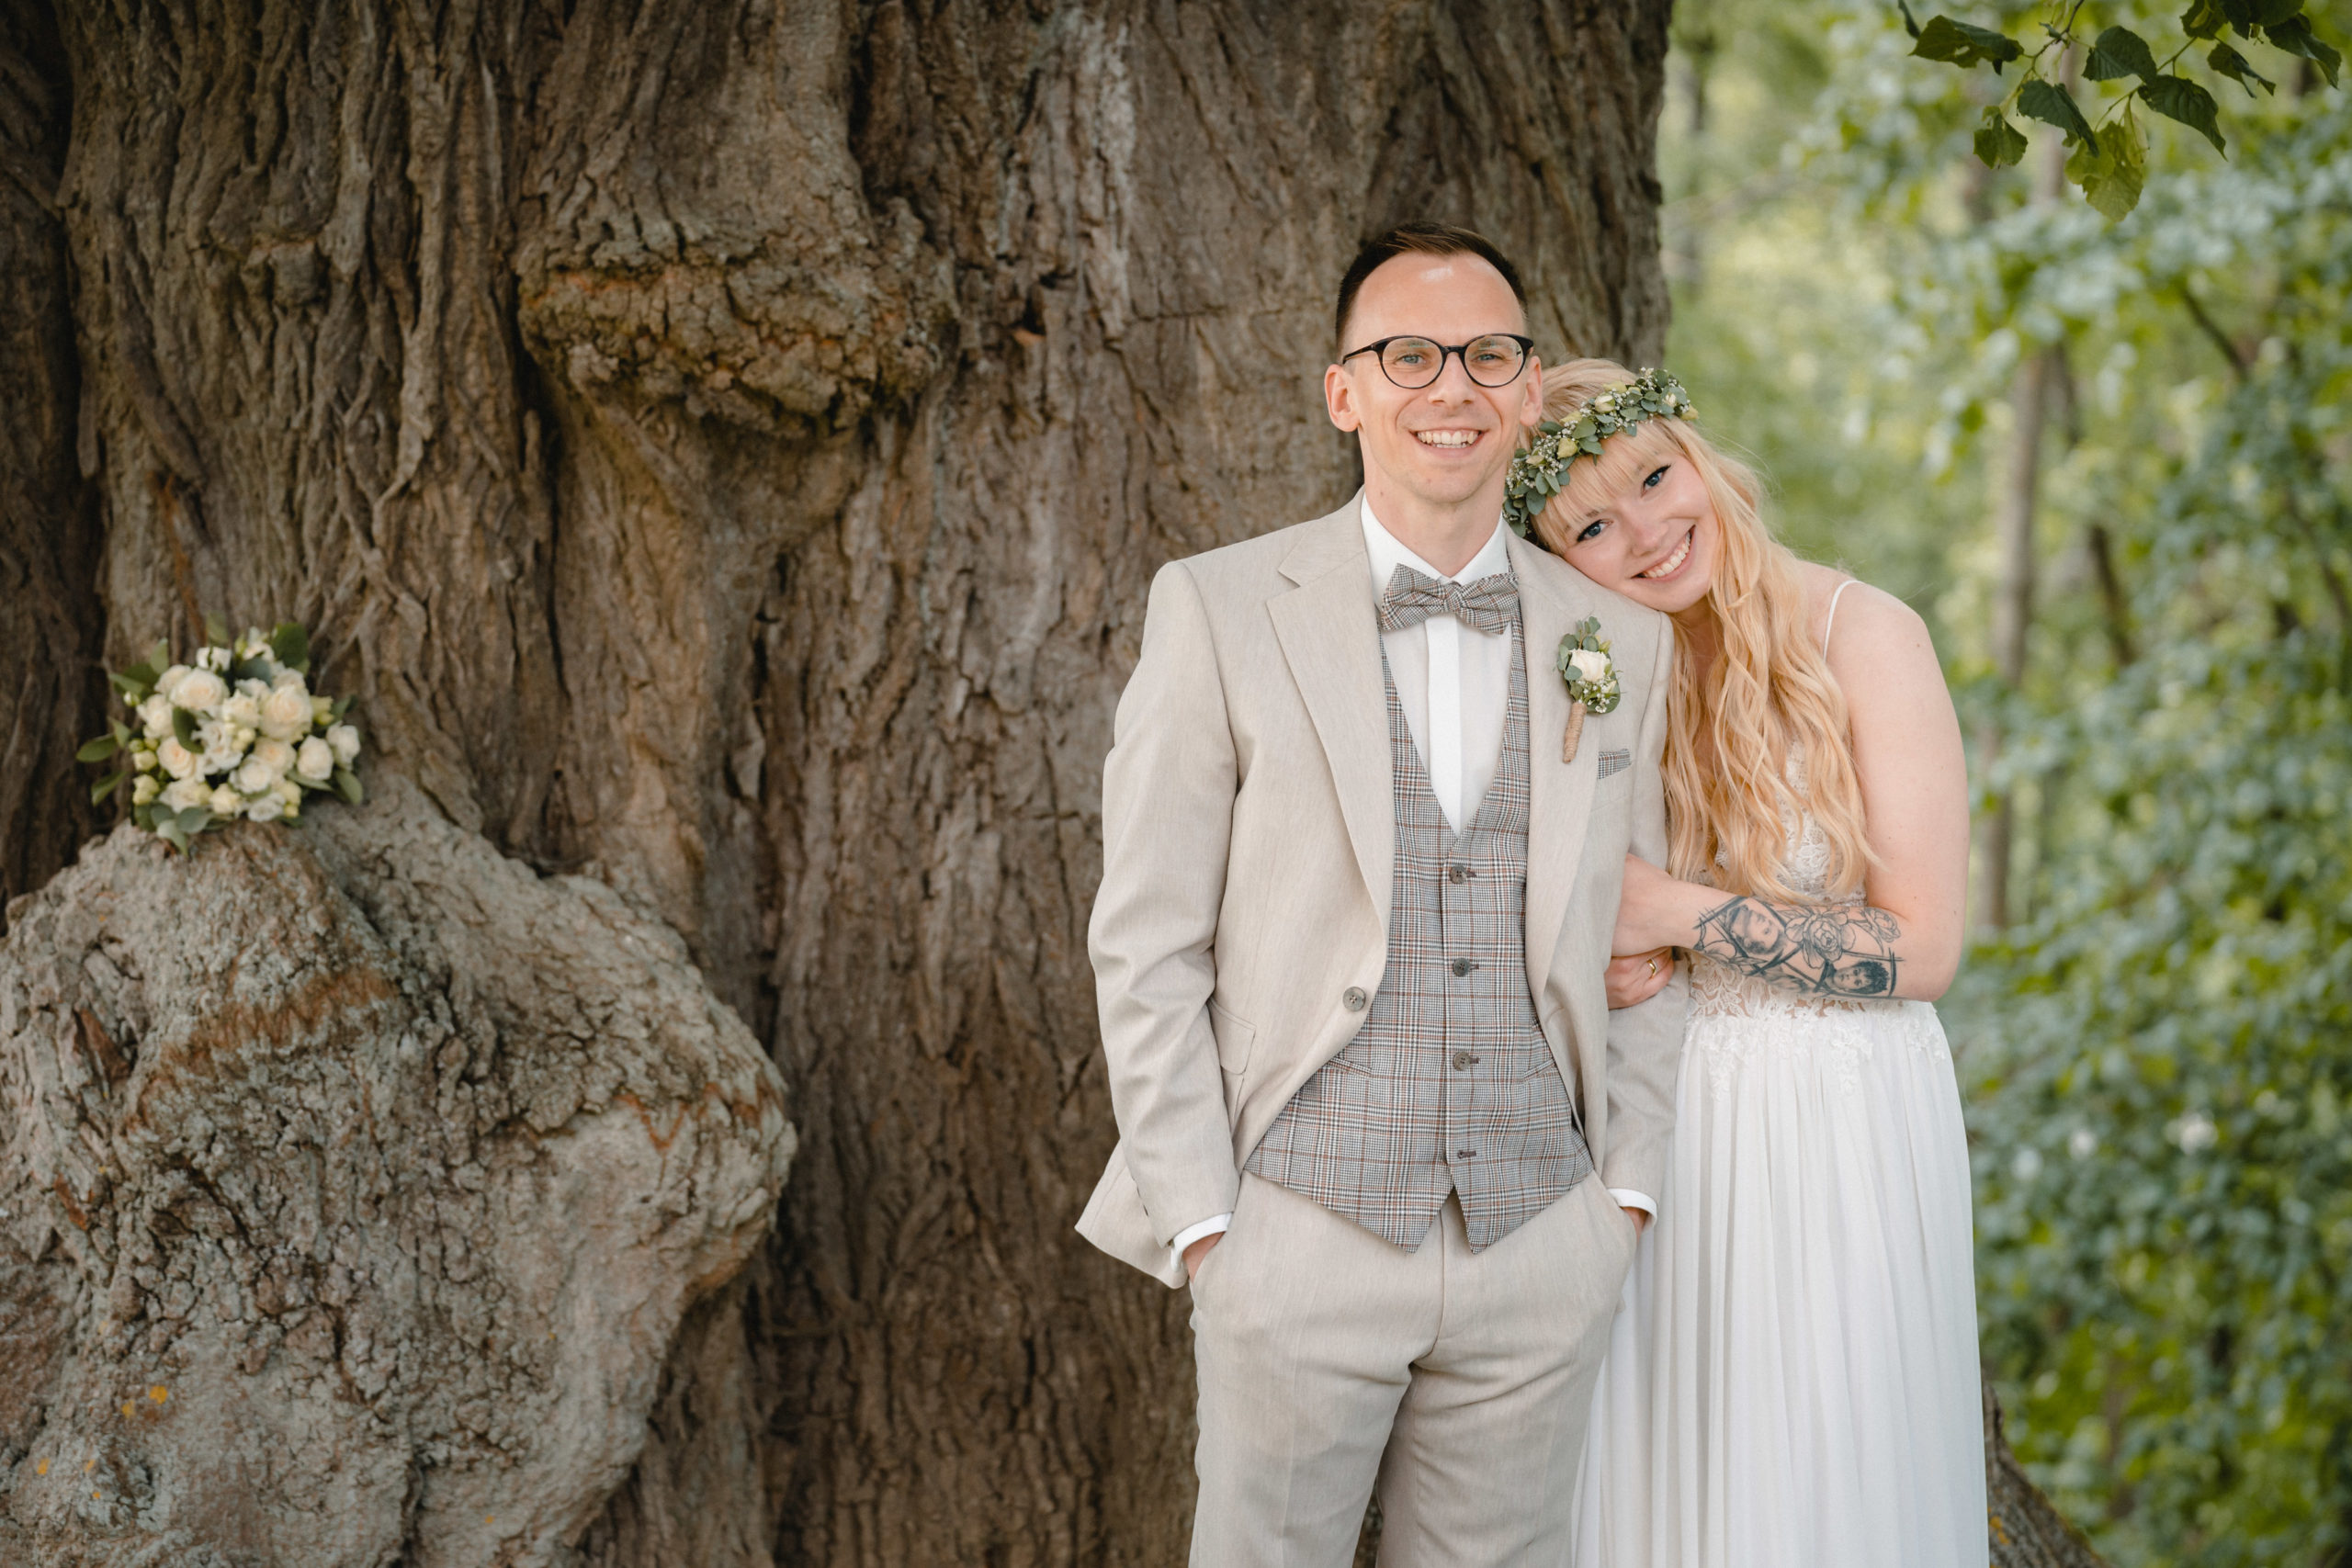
111, 720, 131, 745
2141, 74, 2227, 153
2207, 41, 2276, 94
333, 767, 364, 806
2019, 78, 2099, 152
89, 770, 127, 805
1911, 16, 2023, 71
107, 671, 150, 700
1974, 109, 2030, 168
269, 622, 311, 672
156, 818, 188, 853
295, 772, 330, 791
203, 612, 230, 647
76, 734, 120, 762
172, 706, 199, 750
133, 802, 154, 830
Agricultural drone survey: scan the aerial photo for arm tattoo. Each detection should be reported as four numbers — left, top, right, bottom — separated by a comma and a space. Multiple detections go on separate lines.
1690, 897, 1902, 998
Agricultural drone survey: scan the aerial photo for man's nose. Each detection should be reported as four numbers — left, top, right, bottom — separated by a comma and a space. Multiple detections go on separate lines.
1422, 348, 1481, 402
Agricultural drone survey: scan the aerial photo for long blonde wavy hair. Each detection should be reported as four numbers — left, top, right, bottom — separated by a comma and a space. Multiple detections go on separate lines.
1528, 358, 1872, 903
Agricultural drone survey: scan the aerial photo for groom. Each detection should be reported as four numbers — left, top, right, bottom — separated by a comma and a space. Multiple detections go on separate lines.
1078, 222, 1685, 1564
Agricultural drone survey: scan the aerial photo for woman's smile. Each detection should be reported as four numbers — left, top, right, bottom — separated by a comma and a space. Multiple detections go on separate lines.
1636, 528, 1696, 581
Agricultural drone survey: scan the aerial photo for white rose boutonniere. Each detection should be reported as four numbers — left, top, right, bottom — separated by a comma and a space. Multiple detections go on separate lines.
1554, 615, 1622, 762
80, 616, 365, 853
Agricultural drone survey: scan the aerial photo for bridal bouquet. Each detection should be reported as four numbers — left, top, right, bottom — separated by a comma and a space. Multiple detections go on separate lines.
80, 620, 363, 853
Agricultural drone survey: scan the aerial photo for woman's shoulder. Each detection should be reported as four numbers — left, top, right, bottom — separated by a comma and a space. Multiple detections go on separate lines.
1798, 564, 1925, 660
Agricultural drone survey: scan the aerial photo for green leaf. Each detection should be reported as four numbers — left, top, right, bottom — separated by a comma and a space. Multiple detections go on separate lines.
89, 771, 126, 805
175, 807, 213, 834
332, 694, 353, 721
120, 660, 158, 688
1912, 16, 2024, 72
269, 622, 311, 672
203, 612, 230, 647
333, 767, 364, 806
132, 802, 154, 831
2208, 41, 2276, 93
2065, 107, 2148, 219
172, 706, 198, 750
2019, 78, 2099, 152
2263, 16, 2342, 87
2086, 25, 2161, 82
156, 818, 188, 853
2141, 74, 2227, 153
1897, 0, 1922, 39
2182, 0, 2231, 40
107, 671, 149, 701
1974, 108, 2030, 167
2229, 0, 2304, 28
76, 734, 119, 762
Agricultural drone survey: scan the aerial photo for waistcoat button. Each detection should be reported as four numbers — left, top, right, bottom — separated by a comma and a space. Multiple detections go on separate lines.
1450, 957, 1473, 977
1447, 863, 1469, 884
1451, 1050, 1476, 1070
1342, 986, 1368, 1011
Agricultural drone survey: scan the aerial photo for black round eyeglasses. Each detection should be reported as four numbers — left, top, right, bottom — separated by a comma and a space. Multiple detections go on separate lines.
1339, 333, 1534, 389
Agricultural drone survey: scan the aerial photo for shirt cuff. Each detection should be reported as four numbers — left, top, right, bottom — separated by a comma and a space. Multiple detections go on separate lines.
1170, 1213, 1233, 1258
1607, 1188, 1657, 1219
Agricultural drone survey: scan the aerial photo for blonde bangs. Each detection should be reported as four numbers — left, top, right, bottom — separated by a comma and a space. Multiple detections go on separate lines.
1529, 358, 1875, 904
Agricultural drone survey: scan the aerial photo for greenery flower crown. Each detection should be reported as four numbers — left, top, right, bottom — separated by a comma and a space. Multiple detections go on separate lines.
1502, 368, 1696, 545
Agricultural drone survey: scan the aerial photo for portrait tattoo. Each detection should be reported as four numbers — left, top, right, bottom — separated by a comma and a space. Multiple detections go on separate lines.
1690, 897, 1902, 998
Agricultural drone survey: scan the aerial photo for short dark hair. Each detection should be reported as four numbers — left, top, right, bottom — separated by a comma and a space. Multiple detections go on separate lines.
1334, 221, 1528, 346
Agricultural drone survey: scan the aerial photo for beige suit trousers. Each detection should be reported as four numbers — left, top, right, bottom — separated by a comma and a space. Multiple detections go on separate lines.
1188, 1172, 1636, 1567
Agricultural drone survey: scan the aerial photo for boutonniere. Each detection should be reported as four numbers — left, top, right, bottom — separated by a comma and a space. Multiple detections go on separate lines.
1555, 616, 1622, 762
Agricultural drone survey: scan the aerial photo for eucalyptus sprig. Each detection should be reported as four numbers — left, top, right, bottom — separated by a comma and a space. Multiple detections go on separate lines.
1900, 1, 2342, 219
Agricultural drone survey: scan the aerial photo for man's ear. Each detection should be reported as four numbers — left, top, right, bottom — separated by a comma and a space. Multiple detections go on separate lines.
1519, 357, 1545, 431
1324, 362, 1362, 433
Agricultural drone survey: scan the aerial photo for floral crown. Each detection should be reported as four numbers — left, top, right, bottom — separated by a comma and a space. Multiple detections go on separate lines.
1502, 368, 1695, 544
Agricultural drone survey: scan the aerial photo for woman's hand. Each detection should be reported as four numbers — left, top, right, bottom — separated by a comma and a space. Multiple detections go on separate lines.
1605, 948, 1675, 1009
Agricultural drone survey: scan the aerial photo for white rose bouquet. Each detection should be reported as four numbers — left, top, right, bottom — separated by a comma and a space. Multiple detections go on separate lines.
81, 618, 364, 853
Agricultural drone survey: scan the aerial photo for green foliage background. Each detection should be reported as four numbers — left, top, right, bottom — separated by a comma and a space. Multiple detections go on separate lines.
1654, 3, 2352, 1560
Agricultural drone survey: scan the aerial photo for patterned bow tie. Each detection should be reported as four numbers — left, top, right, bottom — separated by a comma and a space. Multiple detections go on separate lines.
1376, 566, 1521, 636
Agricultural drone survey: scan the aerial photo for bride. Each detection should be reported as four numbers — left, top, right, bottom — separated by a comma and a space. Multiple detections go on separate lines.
1512, 361, 1986, 1566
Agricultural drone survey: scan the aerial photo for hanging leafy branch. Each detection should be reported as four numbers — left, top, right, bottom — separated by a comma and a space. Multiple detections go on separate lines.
1898, 1, 2343, 217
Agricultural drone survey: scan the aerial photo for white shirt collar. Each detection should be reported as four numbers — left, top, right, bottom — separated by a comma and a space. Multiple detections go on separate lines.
1360, 494, 1512, 596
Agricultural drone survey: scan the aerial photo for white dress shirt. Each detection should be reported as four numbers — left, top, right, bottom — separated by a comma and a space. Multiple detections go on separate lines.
1171, 501, 1653, 1265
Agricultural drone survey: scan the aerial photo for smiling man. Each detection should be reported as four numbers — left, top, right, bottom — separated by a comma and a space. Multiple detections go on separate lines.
1079, 222, 1687, 1565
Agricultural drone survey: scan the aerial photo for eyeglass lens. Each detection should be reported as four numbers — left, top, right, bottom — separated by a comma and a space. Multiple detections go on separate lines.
1380, 336, 1528, 389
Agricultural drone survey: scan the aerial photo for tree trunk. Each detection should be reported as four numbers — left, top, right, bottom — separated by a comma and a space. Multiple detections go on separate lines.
3, 1, 1676, 1562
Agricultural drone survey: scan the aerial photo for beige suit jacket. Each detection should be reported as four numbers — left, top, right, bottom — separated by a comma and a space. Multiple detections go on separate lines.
1079, 495, 1687, 1287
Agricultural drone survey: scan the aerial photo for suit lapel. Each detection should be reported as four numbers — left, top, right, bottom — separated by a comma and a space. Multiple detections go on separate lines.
1269, 500, 1393, 932
1510, 533, 1600, 1003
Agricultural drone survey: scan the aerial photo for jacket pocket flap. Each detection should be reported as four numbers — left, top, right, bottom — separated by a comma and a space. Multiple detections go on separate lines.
1208, 999, 1256, 1075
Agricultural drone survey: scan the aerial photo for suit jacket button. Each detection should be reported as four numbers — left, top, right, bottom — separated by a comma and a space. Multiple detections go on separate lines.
1342, 987, 1368, 1011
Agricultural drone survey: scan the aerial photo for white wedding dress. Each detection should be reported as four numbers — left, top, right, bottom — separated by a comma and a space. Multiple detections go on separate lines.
1569, 758, 1988, 1568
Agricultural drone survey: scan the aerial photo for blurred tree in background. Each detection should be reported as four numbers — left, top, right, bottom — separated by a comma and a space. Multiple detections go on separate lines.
1658, 3, 2351, 1562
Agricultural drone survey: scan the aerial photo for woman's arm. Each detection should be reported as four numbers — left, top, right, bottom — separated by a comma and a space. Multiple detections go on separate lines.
1611, 583, 1970, 1002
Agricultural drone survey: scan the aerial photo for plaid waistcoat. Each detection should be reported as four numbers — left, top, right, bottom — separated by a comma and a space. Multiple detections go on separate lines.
1245, 622, 1594, 1250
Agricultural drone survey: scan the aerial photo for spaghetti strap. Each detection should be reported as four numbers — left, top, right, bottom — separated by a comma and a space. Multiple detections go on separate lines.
1821, 578, 1857, 658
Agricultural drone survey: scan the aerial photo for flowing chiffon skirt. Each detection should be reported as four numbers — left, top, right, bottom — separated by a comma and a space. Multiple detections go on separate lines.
1570, 964, 1988, 1568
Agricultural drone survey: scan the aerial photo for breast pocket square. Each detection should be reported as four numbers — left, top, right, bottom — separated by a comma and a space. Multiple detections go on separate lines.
1597, 748, 1631, 780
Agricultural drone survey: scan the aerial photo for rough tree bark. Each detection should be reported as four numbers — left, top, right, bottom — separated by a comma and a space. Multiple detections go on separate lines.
0, 0, 2109, 1562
